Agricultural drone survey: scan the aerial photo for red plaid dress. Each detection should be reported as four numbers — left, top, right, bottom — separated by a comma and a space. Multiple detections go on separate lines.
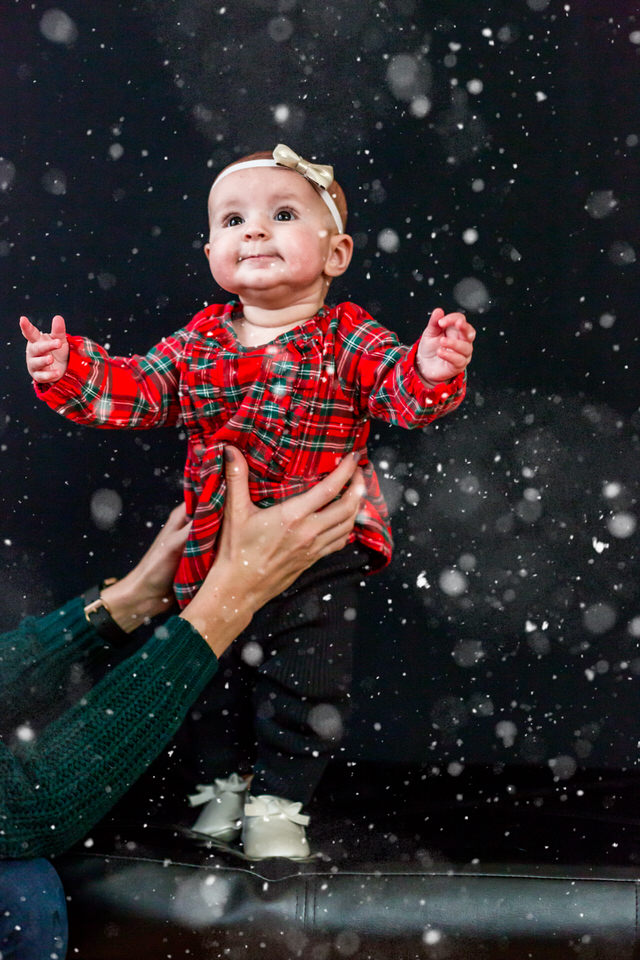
36, 301, 466, 607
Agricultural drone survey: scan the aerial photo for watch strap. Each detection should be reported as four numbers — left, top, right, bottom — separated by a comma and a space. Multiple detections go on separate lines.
83, 581, 130, 647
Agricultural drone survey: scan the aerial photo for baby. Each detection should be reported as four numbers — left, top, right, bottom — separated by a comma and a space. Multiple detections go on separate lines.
21, 144, 475, 859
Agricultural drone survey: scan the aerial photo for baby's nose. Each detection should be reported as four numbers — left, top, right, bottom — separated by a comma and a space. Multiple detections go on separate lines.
243, 217, 269, 239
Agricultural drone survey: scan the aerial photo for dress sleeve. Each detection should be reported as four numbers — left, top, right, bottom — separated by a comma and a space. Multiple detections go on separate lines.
335, 304, 466, 428
33, 326, 191, 429
0, 616, 218, 858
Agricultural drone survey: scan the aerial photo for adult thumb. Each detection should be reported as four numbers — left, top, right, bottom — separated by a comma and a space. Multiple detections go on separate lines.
223, 446, 252, 518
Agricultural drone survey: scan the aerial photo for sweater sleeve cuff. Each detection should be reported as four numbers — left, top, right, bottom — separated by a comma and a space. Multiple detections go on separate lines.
30, 596, 104, 658
145, 615, 219, 686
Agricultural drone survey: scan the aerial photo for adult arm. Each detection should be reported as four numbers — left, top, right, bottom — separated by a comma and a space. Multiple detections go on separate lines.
0, 449, 363, 858
0, 504, 191, 727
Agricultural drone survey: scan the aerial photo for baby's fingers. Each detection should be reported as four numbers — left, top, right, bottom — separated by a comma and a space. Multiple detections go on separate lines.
29, 352, 60, 372
50, 314, 66, 339
19, 316, 41, 343
31, 367, 61, 384
438, 340, 473, 363
448, 316, 476, 341
32, 337, 62, 356
20, 318, 62, 354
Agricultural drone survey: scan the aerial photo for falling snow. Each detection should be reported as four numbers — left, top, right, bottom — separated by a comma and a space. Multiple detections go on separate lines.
3, 2, 640, 888
39, 8, 78, 45
90, 489, 123, 530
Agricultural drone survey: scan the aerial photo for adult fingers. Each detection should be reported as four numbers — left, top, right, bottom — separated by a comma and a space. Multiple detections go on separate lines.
163, 501, 189, 530
316, 531, 356, 559
302, 469, 363, 542
312, 514, 360, 557
154, 502, 190, 546
162, 518, 192, 553
288, 452, 361, 518
322, 467, 364, 517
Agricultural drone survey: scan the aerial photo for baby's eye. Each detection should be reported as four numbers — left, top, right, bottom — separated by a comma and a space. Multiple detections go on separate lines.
274, 209, 295, 221
225, 215, 244, 227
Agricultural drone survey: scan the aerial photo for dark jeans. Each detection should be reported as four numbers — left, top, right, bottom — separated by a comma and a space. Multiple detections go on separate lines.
0, 859, 67, 960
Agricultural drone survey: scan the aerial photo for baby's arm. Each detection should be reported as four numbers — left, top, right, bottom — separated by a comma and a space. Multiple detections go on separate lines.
415, 308, 475, 387
335, 303, 472, 430
20, 313, 186, 430
20, 315, 69, 384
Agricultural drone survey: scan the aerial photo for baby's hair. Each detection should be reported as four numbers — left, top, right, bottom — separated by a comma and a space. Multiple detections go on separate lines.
214, 150, 348, 233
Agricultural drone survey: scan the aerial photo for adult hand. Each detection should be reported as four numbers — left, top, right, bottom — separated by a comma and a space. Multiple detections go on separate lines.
180, 447, 364, 654
101, 503, 191, 631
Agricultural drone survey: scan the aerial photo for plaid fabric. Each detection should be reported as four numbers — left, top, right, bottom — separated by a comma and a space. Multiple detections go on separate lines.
36, 301, 466, 607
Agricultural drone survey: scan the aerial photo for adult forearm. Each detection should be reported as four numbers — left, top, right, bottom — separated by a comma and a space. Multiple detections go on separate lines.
100, 573, 175, 631
0, 617, 217, 859
0, 599, 107, 723
178, 580, 254, 658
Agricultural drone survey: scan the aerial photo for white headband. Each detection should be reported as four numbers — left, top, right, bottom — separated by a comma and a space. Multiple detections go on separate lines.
212, 146, 344, 233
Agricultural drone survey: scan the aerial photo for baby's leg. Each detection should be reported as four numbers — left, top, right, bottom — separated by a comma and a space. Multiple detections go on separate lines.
175, 644, 257, 785
114, 647, 257, 825
248, 542, 372, 805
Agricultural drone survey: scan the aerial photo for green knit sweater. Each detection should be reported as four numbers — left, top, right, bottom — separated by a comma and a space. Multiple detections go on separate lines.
0, 597, 218, 859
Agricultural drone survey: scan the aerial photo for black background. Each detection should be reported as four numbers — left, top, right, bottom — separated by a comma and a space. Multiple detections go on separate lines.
1, 0, 639, 774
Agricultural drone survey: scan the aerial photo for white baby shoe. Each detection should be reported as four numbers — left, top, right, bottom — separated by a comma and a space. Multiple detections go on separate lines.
242, 794, 311, 860
188, 773, 248, 842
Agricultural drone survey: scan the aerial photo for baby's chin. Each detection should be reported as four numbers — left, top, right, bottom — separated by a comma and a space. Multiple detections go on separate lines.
212, 273, 286, 298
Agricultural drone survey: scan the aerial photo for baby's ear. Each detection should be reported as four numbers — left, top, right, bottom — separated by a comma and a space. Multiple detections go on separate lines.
324, 234, 353, 278
204, 243, 211, 258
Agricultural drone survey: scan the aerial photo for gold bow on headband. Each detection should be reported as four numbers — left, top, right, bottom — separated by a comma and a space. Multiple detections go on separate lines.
273, 143, 334, 190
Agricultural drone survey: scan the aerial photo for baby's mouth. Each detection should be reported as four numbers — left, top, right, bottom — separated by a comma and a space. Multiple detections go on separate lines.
238, 252, 278, 262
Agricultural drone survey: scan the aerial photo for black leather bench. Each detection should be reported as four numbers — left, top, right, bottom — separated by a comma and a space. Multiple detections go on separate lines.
58, 846, 640, 959
57, 763, 640, 958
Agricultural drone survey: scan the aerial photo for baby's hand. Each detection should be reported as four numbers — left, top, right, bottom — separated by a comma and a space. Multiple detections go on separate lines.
20, 315, 70, 384
416, 308, 475, 385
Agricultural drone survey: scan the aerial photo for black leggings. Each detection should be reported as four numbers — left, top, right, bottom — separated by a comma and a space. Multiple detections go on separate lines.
175, 542, 372, 805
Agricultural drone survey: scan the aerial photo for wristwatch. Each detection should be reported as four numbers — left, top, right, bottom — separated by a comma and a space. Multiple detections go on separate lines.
83, 579, 131, 647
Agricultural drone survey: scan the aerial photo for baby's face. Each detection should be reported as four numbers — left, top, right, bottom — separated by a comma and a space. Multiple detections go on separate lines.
205, 167, 348, 308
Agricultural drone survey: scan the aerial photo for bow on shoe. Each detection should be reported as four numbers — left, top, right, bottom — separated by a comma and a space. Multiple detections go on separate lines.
244, 794, 310, 826
188, 773, 248, 807
273, 143, 334, 191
